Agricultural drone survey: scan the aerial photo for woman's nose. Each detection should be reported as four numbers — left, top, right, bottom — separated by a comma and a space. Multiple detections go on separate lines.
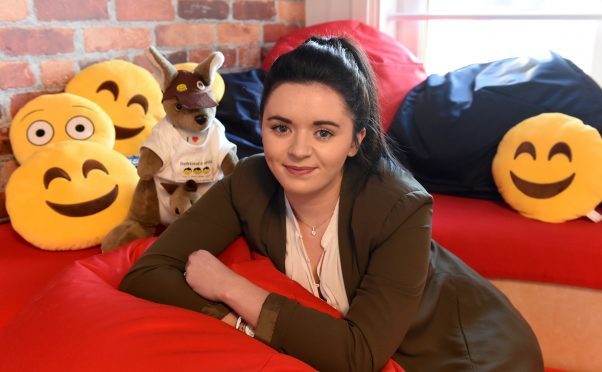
288, 133, 312, 158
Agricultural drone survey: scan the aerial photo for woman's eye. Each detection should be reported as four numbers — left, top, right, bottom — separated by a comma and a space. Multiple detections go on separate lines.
271, 124, 289, 134
316, 129, 333, 139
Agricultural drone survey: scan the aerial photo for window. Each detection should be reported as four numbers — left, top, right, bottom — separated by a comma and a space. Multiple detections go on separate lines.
382, 0, 602, 85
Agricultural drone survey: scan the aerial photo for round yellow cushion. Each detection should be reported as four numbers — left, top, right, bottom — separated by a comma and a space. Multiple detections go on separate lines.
492, 113, 602, 222
6, 141, 139, 250
65, 60, 165, 156
10, 93, 115, 164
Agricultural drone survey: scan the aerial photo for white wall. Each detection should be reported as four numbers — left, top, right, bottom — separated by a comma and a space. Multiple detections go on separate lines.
305, 0, 378, 27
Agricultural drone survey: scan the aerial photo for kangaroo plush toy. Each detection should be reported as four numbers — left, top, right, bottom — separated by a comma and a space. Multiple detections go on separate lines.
101, 47, 238, 252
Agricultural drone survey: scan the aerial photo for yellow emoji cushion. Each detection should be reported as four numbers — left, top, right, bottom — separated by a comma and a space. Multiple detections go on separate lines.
65, 60, 165, 156
492, 113, 602, 222
9, 93, 115, 164
6, 141, 138, 250
174, 63, 225, 103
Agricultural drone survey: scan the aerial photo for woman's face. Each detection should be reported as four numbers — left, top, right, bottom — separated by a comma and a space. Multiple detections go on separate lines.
262, 82, 365, 199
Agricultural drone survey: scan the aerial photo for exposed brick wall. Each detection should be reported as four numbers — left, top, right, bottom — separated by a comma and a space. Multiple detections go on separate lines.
0, 0, 305, 222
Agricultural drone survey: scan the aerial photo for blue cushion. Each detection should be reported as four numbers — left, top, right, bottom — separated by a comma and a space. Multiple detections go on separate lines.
217, 69, 265, 159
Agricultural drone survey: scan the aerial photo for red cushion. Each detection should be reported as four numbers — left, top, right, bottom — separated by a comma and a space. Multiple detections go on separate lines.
0, 236, 402, 372
261, 20, 426, 133
432, 193, 602, 290
0, 223, 99, 328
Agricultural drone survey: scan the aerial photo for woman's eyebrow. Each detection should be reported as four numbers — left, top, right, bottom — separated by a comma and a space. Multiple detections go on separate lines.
266, 115, 291, 123
313, 120, 340, 128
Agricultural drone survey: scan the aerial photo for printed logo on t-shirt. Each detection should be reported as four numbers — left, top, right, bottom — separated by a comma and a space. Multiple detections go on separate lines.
176, 160, 215, 183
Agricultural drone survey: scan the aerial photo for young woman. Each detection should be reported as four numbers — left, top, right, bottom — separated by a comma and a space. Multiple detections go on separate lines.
120, 37, 543, 371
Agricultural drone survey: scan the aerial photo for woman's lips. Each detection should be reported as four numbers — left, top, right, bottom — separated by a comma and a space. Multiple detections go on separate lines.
284, 165, 316, 176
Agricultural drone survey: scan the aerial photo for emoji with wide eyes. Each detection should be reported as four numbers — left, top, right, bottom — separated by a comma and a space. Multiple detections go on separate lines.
6, 141, 138, 250
492, 113, 602, 223
65, 60, 165, 156
9, 93, 115, 164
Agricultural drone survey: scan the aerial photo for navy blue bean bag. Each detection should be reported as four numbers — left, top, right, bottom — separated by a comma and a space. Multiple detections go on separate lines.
217, 69, 265, 159
389, 52, 602, 199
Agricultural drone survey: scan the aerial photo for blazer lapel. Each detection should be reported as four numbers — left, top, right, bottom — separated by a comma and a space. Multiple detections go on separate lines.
338, 162, 365, 300
261, 187, 287, 273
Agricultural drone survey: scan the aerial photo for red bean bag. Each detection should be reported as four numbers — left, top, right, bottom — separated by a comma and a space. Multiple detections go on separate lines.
0, 236, 402, 372
262, 20, 426, 133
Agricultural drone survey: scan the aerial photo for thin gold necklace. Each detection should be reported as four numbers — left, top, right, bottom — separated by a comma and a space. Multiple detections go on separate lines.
295, 214, 332, 237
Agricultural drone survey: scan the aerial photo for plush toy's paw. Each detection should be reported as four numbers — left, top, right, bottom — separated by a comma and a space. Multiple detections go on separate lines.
169, 184, 202, 217
101, 219, 155, 253
137, 147, 163, 180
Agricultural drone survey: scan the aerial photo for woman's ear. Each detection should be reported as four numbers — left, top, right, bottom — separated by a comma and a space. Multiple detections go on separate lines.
348, 128, 367, 157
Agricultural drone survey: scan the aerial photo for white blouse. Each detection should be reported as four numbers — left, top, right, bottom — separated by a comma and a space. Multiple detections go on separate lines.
284, 197, 350, 315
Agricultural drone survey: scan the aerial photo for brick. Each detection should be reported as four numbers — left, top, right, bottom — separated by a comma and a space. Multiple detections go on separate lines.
278, 1, 304, 22
0, 28, 73, 56
132, 54, 157, 75
190, 48, 236, 69
40, 59, 75, 87
261, 45, 273, 63
263, 23, 299, 43
0, 62, 35, 89
132, 54, 162, 85
166, 51, 188, 64
35, 0, 108, 21
79, 55, 129, 70
217, 24, 260, 45
178, 0, 229, 20
233, 1, 274, 20
0, 128, 12, 156
116, 0, 174, 21
0, 191, 7, 221
0, 0, 28, 21
156, 24, 214, 47
10, 91, 58, 117
0, 127, 13, 207
0, 155, 18, 221
84, 27, 152, 52
238, 45, 261, 68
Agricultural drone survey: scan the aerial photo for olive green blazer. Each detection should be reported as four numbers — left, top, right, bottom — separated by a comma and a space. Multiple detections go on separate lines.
120, 155, 543, 372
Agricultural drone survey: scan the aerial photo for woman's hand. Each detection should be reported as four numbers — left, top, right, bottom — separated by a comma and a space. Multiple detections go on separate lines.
184, 249, 240, 302
185, 249, 270, 328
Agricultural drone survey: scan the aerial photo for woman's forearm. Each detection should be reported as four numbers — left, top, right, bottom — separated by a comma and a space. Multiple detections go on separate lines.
221, 275, 270, 328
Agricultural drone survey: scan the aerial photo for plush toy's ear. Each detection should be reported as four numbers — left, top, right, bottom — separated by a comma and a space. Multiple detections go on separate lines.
194, 52, 225, 87
146, 46, 178, 90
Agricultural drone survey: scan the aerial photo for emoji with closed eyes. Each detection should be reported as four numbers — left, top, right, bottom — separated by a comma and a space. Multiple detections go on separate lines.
9, 93, 115, 164
492, 113, 602, 222
6, 141, 138, 250
65, 60, 165, 156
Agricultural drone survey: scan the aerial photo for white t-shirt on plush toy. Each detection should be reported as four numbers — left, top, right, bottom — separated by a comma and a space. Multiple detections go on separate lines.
142, 117, 236, 225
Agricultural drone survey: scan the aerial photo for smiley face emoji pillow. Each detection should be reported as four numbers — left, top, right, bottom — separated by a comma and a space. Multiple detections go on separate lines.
492, 113, 602, 223
65, 60, 165, 156
6, 141, 138, 250
9, 93, 115, 164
